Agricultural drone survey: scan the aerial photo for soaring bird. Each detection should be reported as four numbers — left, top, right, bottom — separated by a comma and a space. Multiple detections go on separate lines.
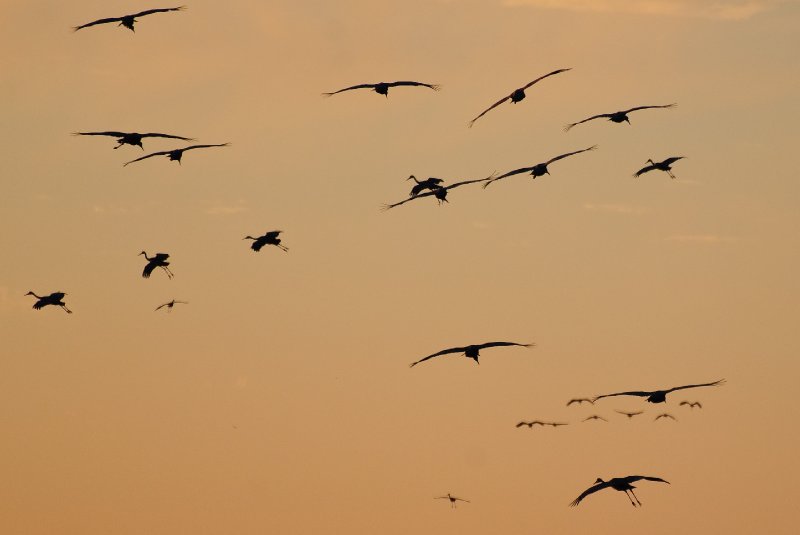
582, 415, 608, 422
567, 398, 595, 406
123, 143, 229, 166
680, 401, 703, 409
322, 81, 440, 97
407, 175, 445, 197
435, 494, 470, 508
73, 6, 186, 32
634, 157, 685, 179
516, 420, 568, 428
483, 146, 596, 188
243, 231, 288, 252
654, 413, 677, 421
73, 131, 194, 150
155, 299, 188, 312
468, 68, 571, 127
382, 176, 493, 210
25, 291, 72, 314
564, 104, 676, 131
409, 341, 533, 368
139, 251, 173, 279
593, 379, 725, 404
569, 475, 670, 507
615, 410, 644, 419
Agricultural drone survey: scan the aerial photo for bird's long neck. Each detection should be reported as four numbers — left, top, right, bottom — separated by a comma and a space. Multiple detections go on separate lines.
27, 291, 42, 299
141, 252, 153, 261
647, 159, 655, 165
409, 175, 421, 184
243, 236, 256, 241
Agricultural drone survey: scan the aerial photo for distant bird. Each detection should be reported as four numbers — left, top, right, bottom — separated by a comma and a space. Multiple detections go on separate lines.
680, 401, 703, 409
468, 68, 571, 127
483, 146, 596, 188
564, 104, 676, 131
382, 176, 492, 210
139, 251, 173, 279
654, 413, 677, 421
567, 398, 595, 406
615, 410, 644, 419
123, 143, 229, 166
593, 379, 725, 404
322, 81, 440, 98
243, 231, 288, 252
155, 299, 188, 312
73, 6, 186, 32
409, 341, 533, 368
583, 415, 608, 422
25, 291, 72, 314
435, 493, 470, 508
634, 157, 685, 179
73, 131, 194, 150
569, 475, 670, 507
407, 175, 445, 197
516, 420, 568, 428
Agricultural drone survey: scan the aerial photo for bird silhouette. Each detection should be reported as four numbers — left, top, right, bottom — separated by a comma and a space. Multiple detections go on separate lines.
73, 131, 194, 150
243, 231, 288, 252
382, 176, 493, 210
615, 410, 644, 419
516, 420, 568, 428
73, 6, 185, 32
155, 299, 188, 312
407, 175, 445, 197
435, 493, 470, 508
468, 68, 571, 127
139, 251, 173, 279
654, 413, 677, 421
25, 291, 72, 314
123, 143, 229, 166
582, 415, 608, 422
634, 157, 685, 179
567, 398, 595, 406
564, 104, 676, 131
483, 146, 597, 188
322, 81, 440, 97
679, 401, 703, 409
409, 341, 533, 368
570, 475, 670, 507
593, 379, 725, 404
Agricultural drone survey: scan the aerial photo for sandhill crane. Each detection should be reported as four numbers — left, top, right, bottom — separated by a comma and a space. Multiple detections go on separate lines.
483, 146, 596, 188
569, 475, 670, 507
382, 176, 492, 210
567, 398, 594, 406
654, 413, 676, 422
155, 299, 188, 312
564, 104, 676, 131
25, 291, 72, 314
634, 157, 685, 179
516, 420, 568, 428
593, 379, 725, 404
73, 6, 185, 32
409, 341, 533, 368
615, 410, 644, 419
583, 415, 608, 422
680, 401, 703, 409
139, 251, 173, 279
73, 131, 194, 150
322, 81, 440, 97
123, 143, 229, 166
435, 494, 470, 508
407, 175, 445, 197
468, 68, 571, 127
243, 231, 288, 252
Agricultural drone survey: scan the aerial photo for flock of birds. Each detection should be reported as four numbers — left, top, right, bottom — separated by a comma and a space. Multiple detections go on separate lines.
22, 5, 725, 512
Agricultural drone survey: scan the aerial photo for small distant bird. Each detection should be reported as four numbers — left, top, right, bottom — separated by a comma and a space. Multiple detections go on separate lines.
634, 157, 685, 179
654, 413, 676, 421
382, 176, 492, 210
243, 231, 288, 252
567, 398, 594, 406
516, 420, 568, 428
322, 81, 440, 98
564, 104, 676, 131
569, 475, 670, 507
680, 401, 703, 409
615, 410, 644, 419
407, 175, 445, 197
73, 6, 186, 32
123, 143, 230, 166
73, 131, 194, 150
435, 493, 470, 508
155, 299, 188, 312
409, 341, 533, 368
468, 68, 571, 127
593, 379, 725, 404
139, 251, 173, 279
483, 146, 596, 188
25, 291, 72, 314
583, 415, 608, 422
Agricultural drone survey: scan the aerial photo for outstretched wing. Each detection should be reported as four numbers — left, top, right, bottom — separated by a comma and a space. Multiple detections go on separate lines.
155, 303, 169, 311
634, 163, 658, 177
141, 132, 195, 141
622, 103, 677, 114
626, 475, 670, 485
73, 16, 124, 31
263, 231, 282, 239
545, 145, 597, 165
322, 83, 377, 97
661, 156, 685, 166
563, 113, 613, 131
381, 189, 438, 210
475, 341, 533, 350
387, 81, 441, 91
409, 346, 467, 368
468, 94, 512, 127
569, 481, 609, 507
130, 7, 187, 18
124, 150, 171, 167
567, 398, 593, 406
519, 67, 572, 91
593, 390, 653, 402
182, 143, 230, 152
73, 131, 129, 138
142, 262, 158, 278
665, 379, 725, 394
483, 166, 534, 188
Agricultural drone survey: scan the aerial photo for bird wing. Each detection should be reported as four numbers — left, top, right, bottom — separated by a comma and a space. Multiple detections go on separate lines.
679, 401, 690, 407
381, 191, 434, 210
468, 94, 512, 127
73, 17, 123, 31
123, 150, 171, 166
73, 131, 129, 137
154, 253, 170, 261
593, 390, 653, 402
515, 422, 529, 427
142, 262, 158, 278
520, 68, 572, 91
140, 133, 195, 141
634, 163, 658, 177
623, 103, 677, 114
482, 166, 535, 188
661, 156, 685, 166
181, 143, 230, 152
130, 7, 187, 18
155, 303, 169, 311
264, 231, 282, 239
50, 292, 66, 301
387, 81, 441, 90
626, 475, 670, 485
665, 379, 725, 394
570, 481, 610, 507
545, 145, 597, 165
409, 346, 467, 368
563, 113, 612, 131
475, 341, 533, 350
693, 402, 703, 408
322, 83, 377, 96
443, 176, 494, 191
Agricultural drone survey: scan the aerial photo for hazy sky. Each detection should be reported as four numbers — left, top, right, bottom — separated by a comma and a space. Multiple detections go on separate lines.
1, 1, 799, 533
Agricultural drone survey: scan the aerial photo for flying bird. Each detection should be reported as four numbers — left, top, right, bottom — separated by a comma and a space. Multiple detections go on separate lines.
243, 231, 288, 252
139, 251, 173, 279
615, 410, 644, 419
583, 415, 608, 422
516, 420, 568, 428
409, 341, 533, 368
679, 401, 703, 409
73, 131, 194, 150
435, 494, 470, 508
468, 68, 571, 127
483, 146, 596, 188
564, 104, 676, 131
569, 475, 670, 507
25, 291, 72, 314
593, 379, 725, 404
322, 81, 440, 98
654, 413, 677, 421
407, 175, 445, 197
634, 157, 685, 179
123, 143, 229, 166
567, 398, 595, 406
155, 299, 188, 312
382, 176, 492, 210
73, 6, 186, 32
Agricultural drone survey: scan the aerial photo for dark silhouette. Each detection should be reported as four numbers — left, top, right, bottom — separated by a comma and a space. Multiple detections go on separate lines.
483, 146, 597, 188
139, 251, 173, 279
409, 341, 533, 368
570, 476, 670, 507
243, 231, 288, 252
155, 299, 188, 312
73, 131, 194, 150
634, 157, 685, 179
73, 6, 185, 32
564, 104, 676, 131
322, 81, 440, 97
615, 410, 644, 419
382, 176, 493, 210
435, 493, 470, 508
582, 415, 608, 422
407, 175, 444, 197
468, 68, 571, 127
593, 379, 725, 404
680, 401, 703, 409
567, 398, 594, 406
25, 291, 72, 314
123, 143, 229, 166
516, 420, 568, 428
654, 413, 677, 421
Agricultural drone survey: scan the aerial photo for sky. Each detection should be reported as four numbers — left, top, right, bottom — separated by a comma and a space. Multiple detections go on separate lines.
1, 1, 799, 533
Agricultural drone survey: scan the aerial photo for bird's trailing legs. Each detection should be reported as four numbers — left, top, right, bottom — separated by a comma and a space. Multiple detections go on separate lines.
624, 490, 638, 507
629, 489, 642, 506
60, 304, 73, 314
161, 266, 175, 279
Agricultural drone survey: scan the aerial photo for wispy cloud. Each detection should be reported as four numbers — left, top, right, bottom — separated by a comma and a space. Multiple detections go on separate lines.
583, 202, 648, 215
665, 234, 737, 243
503, 0, 790, 20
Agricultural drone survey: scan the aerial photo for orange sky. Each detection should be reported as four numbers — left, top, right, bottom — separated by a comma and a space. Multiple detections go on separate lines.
1, 1, 799, 533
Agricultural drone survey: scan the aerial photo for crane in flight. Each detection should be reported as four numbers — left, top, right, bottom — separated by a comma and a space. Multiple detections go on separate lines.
435, 494, 470, 508
680, 401, 703, 409
139, 251, 174, 279
123, 143, 229, 166
243, 231, 288, 252
582, 415, 608, 423
322, 81, 440, 98
407, 175, 445, 197
615, 410, 644, 419
634, 157, 685, 179
593, 379, 724, 404
382, 176, 492, 210
25, 291, 72, 314
654, 413, 677, 422
516, 420, 568, 428
155, 299, 188, 312
570, 475, 670, 507
73, 131, 194, 150
567, 398, 594, 406
73, 6, 185, 32
409, 341, 532, 368
483, 146, 596, 188
564, 104, 676, 131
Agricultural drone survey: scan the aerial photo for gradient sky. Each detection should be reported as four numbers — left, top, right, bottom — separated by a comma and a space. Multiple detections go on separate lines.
1, 1, 799, 533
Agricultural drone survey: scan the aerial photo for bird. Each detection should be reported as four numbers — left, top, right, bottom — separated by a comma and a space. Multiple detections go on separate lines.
516, 420, 568, 428
73, 6, 186, 32
680, 401, 703, 409
243, 231, 288, 252
435, 493, 470, 508
654, 413, 677, 421
483, 146, 597, 188
73, 131, 194, 150
382, 176, 493, 210
593, 379, 725, 404
564, 104, 676, 131
569, 475, 670, 507
25, 291, 72, 314
139, 251, 173, 279
155, 299, 188, 312
468, 68, 571, 127
409, 341, 533, 368
634, 157, 685, 179
407, 175, 445, 197
322, 81, 440, 97
582, 415, 608, 422
615, 410, 644, 419
123, 143, 229, 166
567, 398, 595, 406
